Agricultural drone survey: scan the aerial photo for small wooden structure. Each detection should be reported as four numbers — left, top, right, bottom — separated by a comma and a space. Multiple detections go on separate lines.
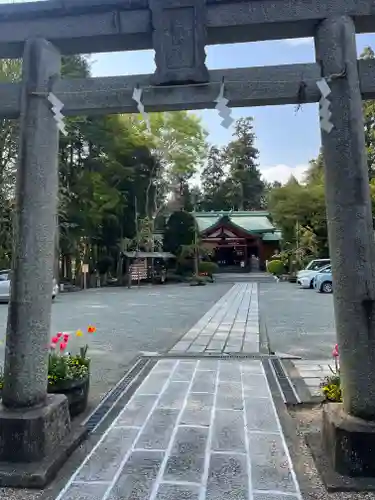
122, 251, 176, 284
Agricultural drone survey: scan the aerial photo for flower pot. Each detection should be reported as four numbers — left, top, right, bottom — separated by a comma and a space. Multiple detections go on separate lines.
48, 375, 90, 417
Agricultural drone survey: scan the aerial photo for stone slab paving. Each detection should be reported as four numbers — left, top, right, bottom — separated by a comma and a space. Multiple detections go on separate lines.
55, 358, 303, 500
170, 283, 260, 354
292, 359, 332, 397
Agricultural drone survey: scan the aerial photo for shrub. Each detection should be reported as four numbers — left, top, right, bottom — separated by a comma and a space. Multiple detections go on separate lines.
163, 211, 195, 255
321, 374, 342, 402
198, 261, 218, 277
97, 256, 114, 275
267, 259, 285, 276
176, 257, 194, 276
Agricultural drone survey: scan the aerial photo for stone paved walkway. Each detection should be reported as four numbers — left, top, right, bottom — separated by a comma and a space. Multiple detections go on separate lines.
56, 358, 302, 500
292, 359, 332, 397
170, 283, 259, 354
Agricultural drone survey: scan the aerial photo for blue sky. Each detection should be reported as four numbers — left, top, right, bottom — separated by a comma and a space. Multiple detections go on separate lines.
92, 34, 375, 184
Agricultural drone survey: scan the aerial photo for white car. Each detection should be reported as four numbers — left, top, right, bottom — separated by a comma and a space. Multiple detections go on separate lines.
297, 259, 331, 289
0, 271, 59, 303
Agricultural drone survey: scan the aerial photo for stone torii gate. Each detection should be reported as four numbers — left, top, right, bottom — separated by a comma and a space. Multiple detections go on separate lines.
0, 0, 375, 486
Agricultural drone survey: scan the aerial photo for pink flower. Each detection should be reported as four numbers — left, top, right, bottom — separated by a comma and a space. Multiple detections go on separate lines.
60, 342, 68, 351
57, 333, 63, 339
332, 344, 339, 358
51, 336, 59, 344
63, 333, 69, 342
50, 342, 57, 349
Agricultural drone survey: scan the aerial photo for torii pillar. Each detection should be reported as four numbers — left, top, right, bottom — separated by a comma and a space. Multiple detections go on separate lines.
0, 39, 78, 487
315, 16, 375, 477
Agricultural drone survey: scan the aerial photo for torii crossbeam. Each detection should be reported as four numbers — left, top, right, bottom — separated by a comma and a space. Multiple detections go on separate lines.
0, 0, 374, 57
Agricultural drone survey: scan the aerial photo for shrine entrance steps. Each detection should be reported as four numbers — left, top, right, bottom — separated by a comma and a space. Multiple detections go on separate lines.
214, 273, 276, 283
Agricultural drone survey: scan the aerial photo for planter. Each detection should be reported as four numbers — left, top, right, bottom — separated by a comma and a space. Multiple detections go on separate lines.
48, 375, 90, 417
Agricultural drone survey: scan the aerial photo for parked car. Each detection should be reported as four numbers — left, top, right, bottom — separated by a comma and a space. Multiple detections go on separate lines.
312, 264, 331, 288
0, 272, 59, 303
297, 262, 331, 289
296, 259, 330, 288
314, 266, 333, 293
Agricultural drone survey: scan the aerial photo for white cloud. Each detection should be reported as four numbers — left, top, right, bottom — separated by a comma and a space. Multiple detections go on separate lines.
260, 164, 309, 185
284, 37, 313, 46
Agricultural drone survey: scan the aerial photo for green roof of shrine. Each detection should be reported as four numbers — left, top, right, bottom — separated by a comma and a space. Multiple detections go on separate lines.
193, 211, 280, 238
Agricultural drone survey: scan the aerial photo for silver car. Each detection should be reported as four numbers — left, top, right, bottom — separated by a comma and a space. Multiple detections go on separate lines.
0, 271, 58, 303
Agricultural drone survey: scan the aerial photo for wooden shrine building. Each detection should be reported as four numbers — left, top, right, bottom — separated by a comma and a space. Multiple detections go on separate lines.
194, 211, 281, 271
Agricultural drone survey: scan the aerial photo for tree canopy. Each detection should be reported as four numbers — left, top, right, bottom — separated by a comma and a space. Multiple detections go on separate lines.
0, 56, 208, 281
199, 117, 266, 211
268, 157, 328, 258
4, 45, 375, 278
267, 46, 375, 260
163, 210, 195, 256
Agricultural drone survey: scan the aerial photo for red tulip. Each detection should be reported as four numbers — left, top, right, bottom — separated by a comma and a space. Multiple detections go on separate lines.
57, 333, 63, 339
63, 333, 69, 342
60, 342, 68, 351
332, 344, 339, 358
51, 336, 59, 344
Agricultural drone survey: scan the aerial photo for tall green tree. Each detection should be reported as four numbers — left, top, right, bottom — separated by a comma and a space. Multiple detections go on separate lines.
120, 112, 207, 248
223, 117, 264, 210
0, 59, 21, 268
148, 111, 208, 184
200, 146, 231, 210
163, 210, 195, 256
268, 168, 328, 257
305, 150, 324, 184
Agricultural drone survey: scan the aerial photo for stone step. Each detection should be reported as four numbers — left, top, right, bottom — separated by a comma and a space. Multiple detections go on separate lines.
214, 273, 275, 283
54, 358, 303, 500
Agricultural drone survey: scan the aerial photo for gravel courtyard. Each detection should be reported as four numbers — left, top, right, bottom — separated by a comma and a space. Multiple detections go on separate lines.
0, 283, 232, 411
259, 281, 336, 360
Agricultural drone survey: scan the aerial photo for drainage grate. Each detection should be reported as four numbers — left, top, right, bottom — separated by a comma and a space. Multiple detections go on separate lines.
221, 353, 268, 359
84, 357, 154, 433
269, 358, 300, 404
158, 352, 280, 360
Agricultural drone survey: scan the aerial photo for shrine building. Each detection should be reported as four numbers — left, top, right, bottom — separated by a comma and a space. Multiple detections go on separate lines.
194, 211, 281, 271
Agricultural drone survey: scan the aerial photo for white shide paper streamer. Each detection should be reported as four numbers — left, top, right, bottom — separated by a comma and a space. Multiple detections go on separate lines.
215, 82, 234, 129
132, 87, 151, 133
47, 92, 68, 136
317, 78, 333, 134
